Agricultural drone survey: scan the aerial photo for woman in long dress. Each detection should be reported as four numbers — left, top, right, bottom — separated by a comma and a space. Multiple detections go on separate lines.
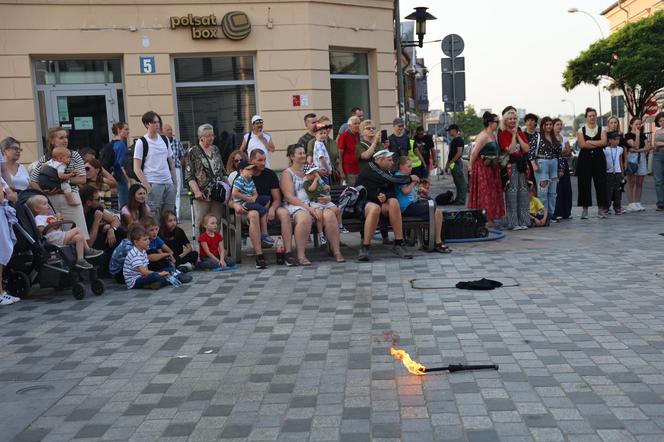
468, 112, 505, 227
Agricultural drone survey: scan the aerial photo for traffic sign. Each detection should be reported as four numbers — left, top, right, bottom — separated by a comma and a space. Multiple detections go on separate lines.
441, 57, 465, 73
441, 34, 464, 58
644, 101, 659, 116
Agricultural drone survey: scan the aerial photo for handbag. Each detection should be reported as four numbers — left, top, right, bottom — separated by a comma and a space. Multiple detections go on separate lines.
198, 145, 230, 203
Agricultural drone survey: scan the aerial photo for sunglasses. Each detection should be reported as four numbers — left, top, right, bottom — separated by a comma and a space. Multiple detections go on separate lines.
95, 197, 104, 201
365, 127, 377, 131
253, 120, 263, 124
10, 146, 22, 152
234, 159, 242, 163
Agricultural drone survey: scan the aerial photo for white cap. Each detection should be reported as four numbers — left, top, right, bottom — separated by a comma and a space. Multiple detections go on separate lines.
251, 115, 263, 124
373, 149, 394, 159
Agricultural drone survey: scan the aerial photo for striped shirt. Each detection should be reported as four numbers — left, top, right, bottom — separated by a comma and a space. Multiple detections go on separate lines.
123, 246, 149, 289
30, 149, 86, 194
232, 175, 256, 205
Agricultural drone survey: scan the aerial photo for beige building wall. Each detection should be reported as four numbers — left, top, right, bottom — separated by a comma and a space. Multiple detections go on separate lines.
0, 0, 397, 169
601, 0, 663, 32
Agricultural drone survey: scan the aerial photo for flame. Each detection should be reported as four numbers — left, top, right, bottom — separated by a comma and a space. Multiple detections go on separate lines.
390, 347, 426, 375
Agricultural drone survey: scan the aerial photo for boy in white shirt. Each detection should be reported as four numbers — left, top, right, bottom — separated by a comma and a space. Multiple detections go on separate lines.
604, 131, 626, 215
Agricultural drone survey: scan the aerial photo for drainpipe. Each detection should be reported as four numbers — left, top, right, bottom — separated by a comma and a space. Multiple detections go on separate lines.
618, 0, 629, 23
394, 0, 405, 120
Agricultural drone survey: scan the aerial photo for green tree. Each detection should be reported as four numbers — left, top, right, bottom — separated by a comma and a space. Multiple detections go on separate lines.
563, 10, 664, 119
452, 105, 483, 143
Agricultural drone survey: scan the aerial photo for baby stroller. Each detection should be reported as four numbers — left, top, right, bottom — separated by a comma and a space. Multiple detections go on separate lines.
4, 189, 105, 300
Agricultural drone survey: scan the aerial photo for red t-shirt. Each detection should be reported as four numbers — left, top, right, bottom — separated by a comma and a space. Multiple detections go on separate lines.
498, 129, 529, 157
338, 130, 361, 175
199, 231, 223, 258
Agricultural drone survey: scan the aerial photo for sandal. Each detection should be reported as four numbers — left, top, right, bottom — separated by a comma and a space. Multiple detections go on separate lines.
334, 254, 346, 263
434, 243, 452, 254
298, 257, 312, 266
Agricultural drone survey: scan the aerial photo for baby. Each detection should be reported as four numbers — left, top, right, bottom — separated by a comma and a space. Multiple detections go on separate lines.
303, 163, 344, 245
38, 147, 78, 205
27, 195, 103, 269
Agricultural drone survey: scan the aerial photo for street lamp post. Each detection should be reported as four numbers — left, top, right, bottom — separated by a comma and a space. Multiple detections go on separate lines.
561, 99, 576, 119
568, 7, 605, 124
394, 2, 436, 120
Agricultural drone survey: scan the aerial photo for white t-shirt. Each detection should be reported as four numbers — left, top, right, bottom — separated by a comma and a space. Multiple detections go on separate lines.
604, 146, 623, 173
313, 141, 331, 170
11, 164, 30, 191
134, 133, 173, 184
35, 214, 60, 230
244, 132, 272, 168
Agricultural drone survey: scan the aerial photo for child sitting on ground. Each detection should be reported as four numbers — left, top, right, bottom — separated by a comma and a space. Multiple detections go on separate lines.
142, 217, 192, 283
232, 160, 273, 246
159, 210, 197, 272
528, 183, 548, 227
109, 223, 142, 284
198, 214, 236, 271
38, 147, 78, 205
303, 163, 346, 246
27, 194, 103, 269
123, 225, 169, 289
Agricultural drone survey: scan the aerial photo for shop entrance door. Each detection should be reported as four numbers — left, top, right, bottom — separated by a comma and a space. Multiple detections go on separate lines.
46, 88, 119, 153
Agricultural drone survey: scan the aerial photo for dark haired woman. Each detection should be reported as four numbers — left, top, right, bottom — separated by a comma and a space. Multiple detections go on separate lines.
576, 107, 607, 219
624, 117, 648, 212
652, 112, 664, 210
468, 112, 505, 227
85, 158, 117, 210
528, 116, 562, 223
159, 210, 198, 271
110, 122, 130, 208
553, 118, 573, 220
121, 183, 151, 226
498, 108, 531, 230
29, 126, 89, 239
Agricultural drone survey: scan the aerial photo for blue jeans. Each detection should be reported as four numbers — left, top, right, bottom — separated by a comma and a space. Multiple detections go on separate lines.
535, 158, 558, 218
114, 170, 129, 209
132, 272, 168, 289
242, 194, 271, 216
653, 151, 664, 207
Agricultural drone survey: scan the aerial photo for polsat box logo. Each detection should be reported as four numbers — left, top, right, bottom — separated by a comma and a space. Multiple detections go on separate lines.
169, 11, 251, 40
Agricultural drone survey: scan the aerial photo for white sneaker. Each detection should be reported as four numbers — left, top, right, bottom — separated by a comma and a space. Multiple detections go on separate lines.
0, 293, 17, 305
627, 203, 637, 212
637, 203, 646, 211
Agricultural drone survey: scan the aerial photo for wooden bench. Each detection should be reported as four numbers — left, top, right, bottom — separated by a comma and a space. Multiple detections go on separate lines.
226, 185, 436, 263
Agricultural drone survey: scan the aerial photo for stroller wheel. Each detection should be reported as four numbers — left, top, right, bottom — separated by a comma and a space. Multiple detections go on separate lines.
72, 282, 86, 300
6, 271, 30, 298
91, 279, 105, 296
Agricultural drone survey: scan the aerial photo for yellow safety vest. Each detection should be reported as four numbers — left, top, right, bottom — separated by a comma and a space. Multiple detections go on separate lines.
408, 139, 422, 168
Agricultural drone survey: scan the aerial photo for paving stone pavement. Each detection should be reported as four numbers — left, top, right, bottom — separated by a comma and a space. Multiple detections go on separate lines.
2, 181, 664, 441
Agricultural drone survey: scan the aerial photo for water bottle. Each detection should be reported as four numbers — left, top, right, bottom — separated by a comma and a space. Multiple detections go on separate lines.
275, 236, 285, 265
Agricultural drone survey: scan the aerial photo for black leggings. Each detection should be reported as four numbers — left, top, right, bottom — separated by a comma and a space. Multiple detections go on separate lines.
175, 251, 198, 266
577, 149, 607, 208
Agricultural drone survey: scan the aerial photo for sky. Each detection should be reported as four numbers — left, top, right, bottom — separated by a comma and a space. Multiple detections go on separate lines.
400, 0, 615, 117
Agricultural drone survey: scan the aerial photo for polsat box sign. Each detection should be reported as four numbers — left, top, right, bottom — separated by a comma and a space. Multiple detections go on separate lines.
169, 11, 251, 40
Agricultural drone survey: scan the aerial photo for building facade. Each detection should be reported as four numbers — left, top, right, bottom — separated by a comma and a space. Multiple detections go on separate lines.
601, 0, 663, 32
0, 0, 397, 169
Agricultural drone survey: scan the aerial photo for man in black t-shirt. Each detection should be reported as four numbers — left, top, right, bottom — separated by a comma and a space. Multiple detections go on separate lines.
388, 117, 410, 168
445, 125, 467, 205
235, 150, 297, 266
412, 126, 435, 177
297, 113, 317, 148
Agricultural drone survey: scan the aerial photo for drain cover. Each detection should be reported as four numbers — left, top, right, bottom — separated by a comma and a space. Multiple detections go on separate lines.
16, 385, 55, 395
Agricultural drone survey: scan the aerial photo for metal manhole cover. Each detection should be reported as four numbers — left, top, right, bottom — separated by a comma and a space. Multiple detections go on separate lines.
16, 385, 55, 395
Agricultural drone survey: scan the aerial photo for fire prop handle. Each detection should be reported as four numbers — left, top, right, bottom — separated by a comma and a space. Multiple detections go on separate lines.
424, 364, 499, 373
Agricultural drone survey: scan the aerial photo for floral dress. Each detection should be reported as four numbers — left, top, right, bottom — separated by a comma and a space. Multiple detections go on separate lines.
468, 141, 505, 221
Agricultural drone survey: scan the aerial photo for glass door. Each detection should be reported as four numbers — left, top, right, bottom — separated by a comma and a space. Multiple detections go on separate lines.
47, 89, 118, 153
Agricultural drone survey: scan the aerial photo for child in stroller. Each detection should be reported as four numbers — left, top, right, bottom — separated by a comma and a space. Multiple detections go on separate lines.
27, 194, 103, 269
5, 190, 106, 299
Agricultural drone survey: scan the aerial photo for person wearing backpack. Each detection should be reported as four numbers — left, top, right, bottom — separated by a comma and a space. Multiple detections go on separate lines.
102, 122, 130, 209
133, 111, 177, 220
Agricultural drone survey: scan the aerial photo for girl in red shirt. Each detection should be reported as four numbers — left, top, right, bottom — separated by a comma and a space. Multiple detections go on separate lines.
198, 214, 237, 270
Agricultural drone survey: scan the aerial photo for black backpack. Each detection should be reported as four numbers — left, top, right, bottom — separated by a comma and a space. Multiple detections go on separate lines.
125, 135, 169, 181
338, 185, 367, 219
100, 140, 116, 173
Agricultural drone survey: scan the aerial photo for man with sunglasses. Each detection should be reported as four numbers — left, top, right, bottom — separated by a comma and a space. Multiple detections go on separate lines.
240, 115, 276, 168
80, 185, 125, 276
133, 111, 177, 220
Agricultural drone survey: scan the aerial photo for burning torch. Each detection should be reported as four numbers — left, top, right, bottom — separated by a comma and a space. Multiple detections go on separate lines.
390, 347, 499, 375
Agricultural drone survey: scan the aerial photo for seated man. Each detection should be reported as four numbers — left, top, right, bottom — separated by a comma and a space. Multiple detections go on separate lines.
356, 149, 413, 261
80, 184, 126, 276
233, 149, 298, 267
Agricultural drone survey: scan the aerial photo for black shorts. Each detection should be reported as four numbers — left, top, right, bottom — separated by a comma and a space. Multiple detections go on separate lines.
402, 202, 429, 219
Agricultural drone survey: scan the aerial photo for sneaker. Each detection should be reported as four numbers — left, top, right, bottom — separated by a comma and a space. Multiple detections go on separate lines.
597, 211, 608, 219
255, 254, 267, 269
627, 203, 637, 212
261, 234, 274, 247
76, 258, 93, 270
615, 208, 626, 215
284, 252, 298, 267
657, 205, 664, 211
520, 225, 529, 230
636, 203, 646, 211
339, 224, 350, 234
84, 248, 104, 258
391, 243, 413, 259
176, 273, 193, 284
318, 233, 327, 246
581, 210, 588, 219
176, 264, 192, 273
7, 294, 20, 302
357, 245, 371, 262
0, 293, 17, 305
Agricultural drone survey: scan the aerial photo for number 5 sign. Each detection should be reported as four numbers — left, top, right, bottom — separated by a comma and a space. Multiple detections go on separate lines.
139, 56, 156, 74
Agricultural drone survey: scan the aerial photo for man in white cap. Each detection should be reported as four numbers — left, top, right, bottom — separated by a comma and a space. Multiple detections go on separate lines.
355, 149, 414, 261
240, 115, 276, 168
